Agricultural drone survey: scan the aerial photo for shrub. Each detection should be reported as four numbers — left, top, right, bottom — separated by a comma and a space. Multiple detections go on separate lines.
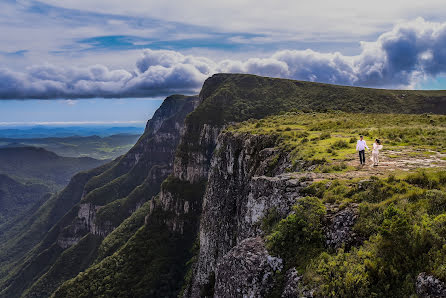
266, 197, 326, 268
320, 132, 331, 140
260, 207, 282, 234
332, 139, 349, 149
425, 190, 446, 215
405, 170, 439, 189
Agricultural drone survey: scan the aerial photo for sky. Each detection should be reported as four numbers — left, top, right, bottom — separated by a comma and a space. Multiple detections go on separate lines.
1, 0, 446, 124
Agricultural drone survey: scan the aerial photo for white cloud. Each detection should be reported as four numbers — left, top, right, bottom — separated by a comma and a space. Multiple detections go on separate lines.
37, 0, 446, 39
3, 18, 446, 99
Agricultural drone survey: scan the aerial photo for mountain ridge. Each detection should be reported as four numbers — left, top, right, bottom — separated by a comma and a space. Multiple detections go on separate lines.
2, 74, 446, 298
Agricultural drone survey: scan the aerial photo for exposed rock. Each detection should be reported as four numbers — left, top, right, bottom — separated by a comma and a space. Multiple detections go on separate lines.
173, 122, 222, 183
282, 268, 314, 298
214, 237, 282, 298
325, 204, 359, 250
187, 132, 311, 297
57, 95, 199, 249
416, 272, 446, 297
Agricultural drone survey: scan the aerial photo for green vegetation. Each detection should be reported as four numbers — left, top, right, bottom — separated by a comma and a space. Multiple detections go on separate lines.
0, 174, 49, 225
0, 162, 114, 298
193, 73, 446, 126
23, 233, 102, 298
53, 177, 206, 298
266, 197, 326, 269
95, 199, 152, 262
229, 111, 446, 172
0, 146, 106, 189
264, 169, 446, 297
0, 134, 141, 160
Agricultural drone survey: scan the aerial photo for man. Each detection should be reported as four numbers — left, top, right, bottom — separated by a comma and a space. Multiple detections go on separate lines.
356, 135, 369, 166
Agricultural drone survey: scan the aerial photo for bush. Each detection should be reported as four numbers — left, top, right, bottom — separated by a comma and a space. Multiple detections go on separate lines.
426, 190, 446, 215
266, 197, 326, 268
405, 170, 439, 189
332, 139, 349, 149
320, 132, 331, 140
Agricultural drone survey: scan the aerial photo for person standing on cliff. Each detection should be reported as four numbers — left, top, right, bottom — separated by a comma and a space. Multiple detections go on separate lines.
356, 135, 369, 166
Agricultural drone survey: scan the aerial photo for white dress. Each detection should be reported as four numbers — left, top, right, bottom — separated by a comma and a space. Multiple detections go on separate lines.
371, 143, 383, 165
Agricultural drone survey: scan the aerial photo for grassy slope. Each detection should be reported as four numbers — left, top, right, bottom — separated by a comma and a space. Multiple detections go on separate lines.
229, 112, 446, 172
53, 178, 206, 298
53, 74, 446, 298
192, 73, 446, 126
265, 170, 446, 297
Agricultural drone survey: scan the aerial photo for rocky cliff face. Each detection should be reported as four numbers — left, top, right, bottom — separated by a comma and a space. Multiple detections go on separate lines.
185, 131, 311, 297
213, 237, 282, 298
183, 130, 363, 297
1, 95, 199, 298
60, 95, 199, 244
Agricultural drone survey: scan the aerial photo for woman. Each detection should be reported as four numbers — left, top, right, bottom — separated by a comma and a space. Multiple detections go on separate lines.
371, 139, 383, 166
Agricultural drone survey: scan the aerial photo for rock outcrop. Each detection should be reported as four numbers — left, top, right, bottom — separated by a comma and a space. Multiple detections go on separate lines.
281, 268, 314, 298
416, 272, 446, 297
325, 204, 359, 250
214, 237, 282, 298
187, 132, 310, 297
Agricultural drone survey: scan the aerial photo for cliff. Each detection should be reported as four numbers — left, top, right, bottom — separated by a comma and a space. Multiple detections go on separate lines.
4, 74, 446, 298
0, 94, 198, 298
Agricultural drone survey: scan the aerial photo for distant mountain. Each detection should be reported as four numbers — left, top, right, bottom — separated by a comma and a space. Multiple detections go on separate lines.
0, 125, 144, 139
0, 174, 50, 226
0, 147, 107, 189
0, 134, 140, 160
0, 146, 109, 284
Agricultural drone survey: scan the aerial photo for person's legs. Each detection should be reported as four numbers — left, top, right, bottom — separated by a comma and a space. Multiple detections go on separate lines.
359, 150, 365, 165
372, 152, 378, 165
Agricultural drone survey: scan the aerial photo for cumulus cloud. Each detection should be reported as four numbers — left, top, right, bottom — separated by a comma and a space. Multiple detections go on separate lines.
3, 18, 446, 99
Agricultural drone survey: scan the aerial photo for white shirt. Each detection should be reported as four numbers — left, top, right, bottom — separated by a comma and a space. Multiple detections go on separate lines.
372, 143, 383, 153
356, 140, 369, 151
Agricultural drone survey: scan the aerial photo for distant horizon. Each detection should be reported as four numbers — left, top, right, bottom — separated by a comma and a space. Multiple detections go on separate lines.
0, 121, 146, 128
0, 98, 163, 128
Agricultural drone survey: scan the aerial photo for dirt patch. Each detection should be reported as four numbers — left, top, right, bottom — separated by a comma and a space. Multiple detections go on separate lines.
285, 149, 446, 182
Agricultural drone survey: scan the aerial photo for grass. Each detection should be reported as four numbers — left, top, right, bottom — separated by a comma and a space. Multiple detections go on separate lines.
264, 169, 446, 297
227, 111, 446, 172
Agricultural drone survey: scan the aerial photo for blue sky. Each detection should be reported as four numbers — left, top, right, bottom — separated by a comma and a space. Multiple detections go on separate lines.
1, 1, 446, 124
0, 98, 163, 126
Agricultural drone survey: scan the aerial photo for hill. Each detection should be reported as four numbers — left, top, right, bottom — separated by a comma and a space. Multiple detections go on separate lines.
0, 126, 144, 139
0, 134, 140, 160
0, 147, 107, 188
0, 174, 50, 226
